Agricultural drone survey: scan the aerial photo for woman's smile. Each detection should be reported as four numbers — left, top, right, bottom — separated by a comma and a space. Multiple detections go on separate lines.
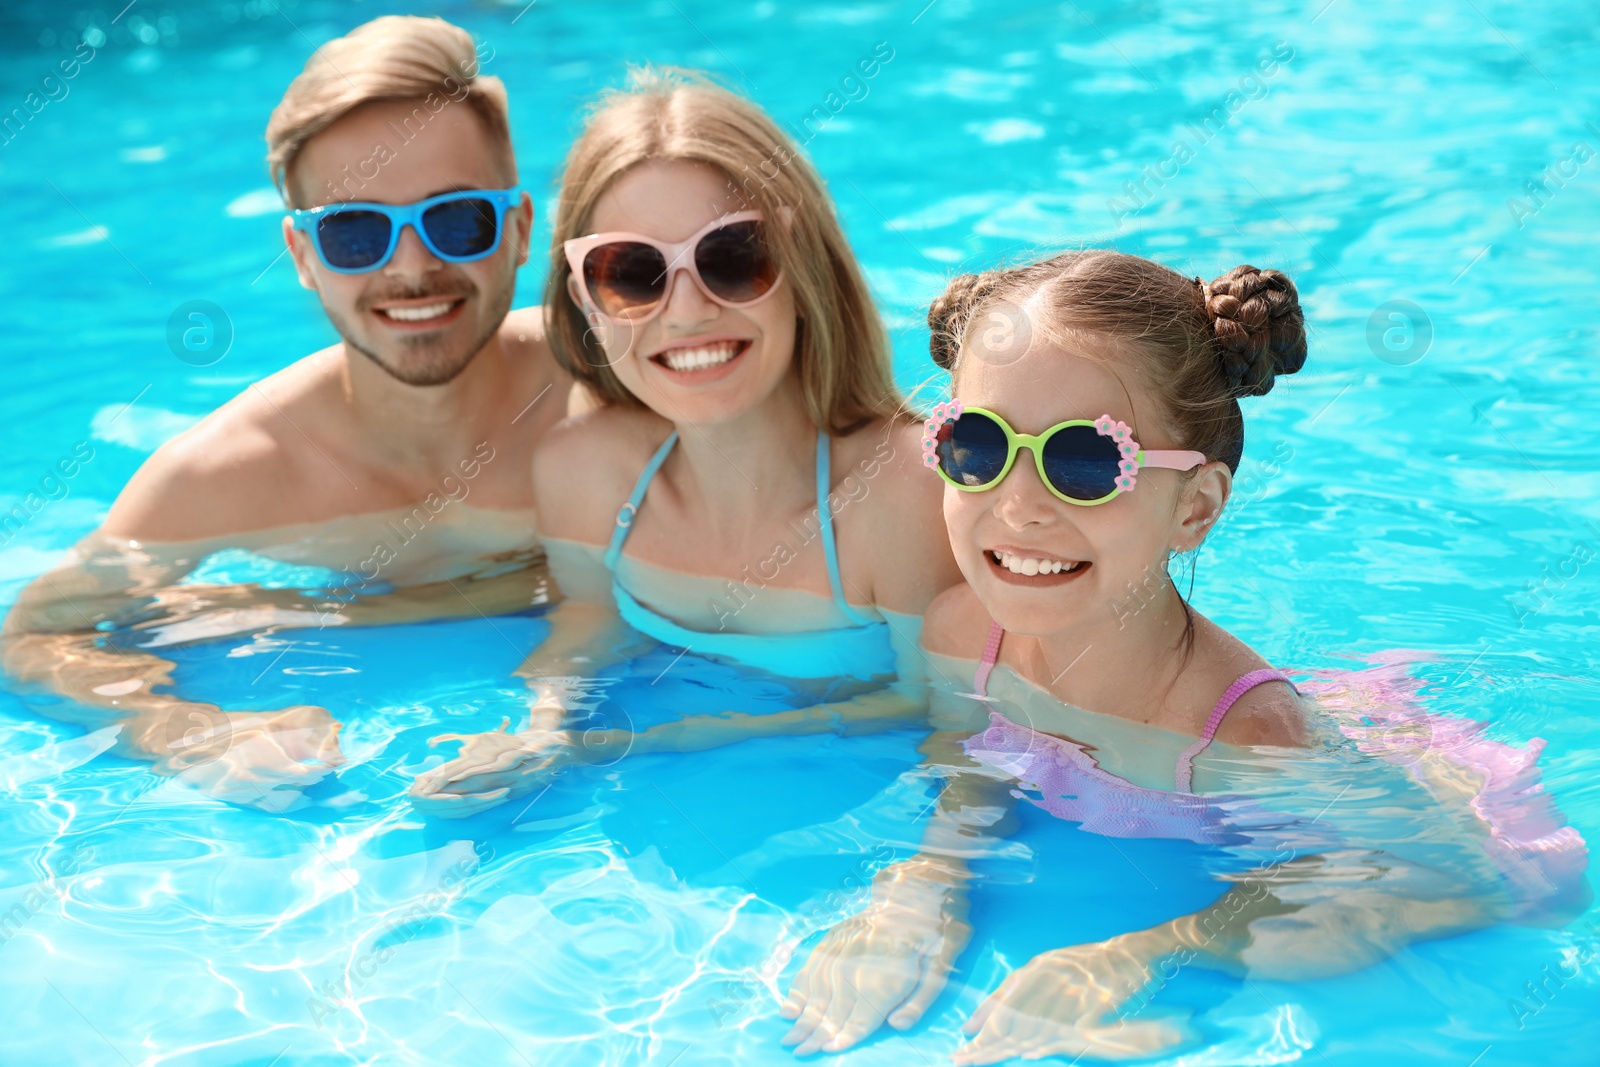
646, 336, 753, 383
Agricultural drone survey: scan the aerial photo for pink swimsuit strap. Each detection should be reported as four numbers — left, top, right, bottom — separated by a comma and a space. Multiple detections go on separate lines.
1172, 668, 1294, 792
973, 621, 1006, 697
971, 624, 1293, 794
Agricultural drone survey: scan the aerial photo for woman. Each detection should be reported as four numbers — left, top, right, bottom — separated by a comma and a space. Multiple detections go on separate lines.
409, 69, 963, 814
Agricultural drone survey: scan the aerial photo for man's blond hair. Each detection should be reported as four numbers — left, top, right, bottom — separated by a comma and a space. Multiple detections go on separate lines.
265, 15, 514, 206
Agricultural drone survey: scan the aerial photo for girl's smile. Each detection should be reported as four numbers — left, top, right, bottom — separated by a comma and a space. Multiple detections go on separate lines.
984, 546, 1092, 584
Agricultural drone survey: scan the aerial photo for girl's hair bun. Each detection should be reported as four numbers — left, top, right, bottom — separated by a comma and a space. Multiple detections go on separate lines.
1202, 266, 1308, 398
928, 270, 1004, 370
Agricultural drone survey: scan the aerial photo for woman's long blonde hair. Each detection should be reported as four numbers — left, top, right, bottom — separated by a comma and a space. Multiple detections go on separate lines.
545, 68, 902, 434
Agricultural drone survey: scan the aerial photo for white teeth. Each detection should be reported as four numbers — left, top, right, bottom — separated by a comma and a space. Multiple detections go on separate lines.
660, 342, 740, 372
381, 301, 455, 321
992, 550, 1084, 576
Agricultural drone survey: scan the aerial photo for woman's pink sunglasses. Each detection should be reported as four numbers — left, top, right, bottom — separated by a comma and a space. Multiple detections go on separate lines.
563, 210, 782, 322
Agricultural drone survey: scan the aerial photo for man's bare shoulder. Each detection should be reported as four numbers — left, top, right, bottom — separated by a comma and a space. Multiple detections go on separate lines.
500, 305, 596, 423
500, 305, 549, 350
102, 352, 343, 542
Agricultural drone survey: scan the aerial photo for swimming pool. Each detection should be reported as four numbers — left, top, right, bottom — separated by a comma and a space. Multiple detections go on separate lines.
3, 0, 1598, 1063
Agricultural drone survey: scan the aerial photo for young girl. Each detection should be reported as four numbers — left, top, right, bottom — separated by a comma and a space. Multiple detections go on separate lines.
779, 251, 1587, 1061
408, 70, 961, 814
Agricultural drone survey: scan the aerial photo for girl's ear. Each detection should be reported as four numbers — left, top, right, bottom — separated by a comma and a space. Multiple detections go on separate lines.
1172, 461, 1231, 552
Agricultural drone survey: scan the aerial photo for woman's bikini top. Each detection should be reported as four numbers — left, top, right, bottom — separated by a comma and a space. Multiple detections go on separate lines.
963, 621, 1295, 842
601, 431, 896, 680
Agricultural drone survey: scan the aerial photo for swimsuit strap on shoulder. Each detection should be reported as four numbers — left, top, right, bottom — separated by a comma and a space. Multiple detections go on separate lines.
973, 621, 1006, 697
1173, 668, 1294, 793
816, 432, 875, 626
603, 431, 679, 571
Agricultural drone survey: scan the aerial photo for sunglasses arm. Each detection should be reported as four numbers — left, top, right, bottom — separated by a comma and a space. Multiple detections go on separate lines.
1140, 449, 1209, 472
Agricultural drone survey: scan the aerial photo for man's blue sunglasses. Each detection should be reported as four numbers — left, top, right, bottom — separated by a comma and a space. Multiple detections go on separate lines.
289, 187, 522, 273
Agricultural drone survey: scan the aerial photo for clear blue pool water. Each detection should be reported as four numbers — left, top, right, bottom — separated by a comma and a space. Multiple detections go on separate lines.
3, 1, 1599, 1064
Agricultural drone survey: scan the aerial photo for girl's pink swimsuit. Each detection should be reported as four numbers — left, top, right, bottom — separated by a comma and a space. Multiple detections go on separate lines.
963, 622, 1292, 845
961, 625, 1589, 921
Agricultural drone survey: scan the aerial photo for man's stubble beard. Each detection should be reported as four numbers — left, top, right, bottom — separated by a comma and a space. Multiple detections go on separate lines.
327, 269, 517, 388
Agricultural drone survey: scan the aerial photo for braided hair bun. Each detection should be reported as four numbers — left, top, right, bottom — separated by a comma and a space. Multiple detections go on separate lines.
927, 270, 1004, 370
1201, 266, 1307, 398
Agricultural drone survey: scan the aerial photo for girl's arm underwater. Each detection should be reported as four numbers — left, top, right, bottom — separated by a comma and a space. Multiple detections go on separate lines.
779, 724, 1016, 1055
951, 847, 1509, 1065
784, 701, 1585, 1062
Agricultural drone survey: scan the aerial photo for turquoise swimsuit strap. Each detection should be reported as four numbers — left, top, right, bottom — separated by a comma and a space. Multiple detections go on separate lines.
603, 431, 679, 571
604, 428, 875, 628
816, 432, 875, 626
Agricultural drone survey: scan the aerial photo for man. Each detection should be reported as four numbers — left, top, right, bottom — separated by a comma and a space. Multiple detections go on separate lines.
2, 16, 576, 810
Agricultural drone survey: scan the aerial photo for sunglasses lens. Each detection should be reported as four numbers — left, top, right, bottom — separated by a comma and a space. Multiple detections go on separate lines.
694, 220, 778, 304
937, 411, 1011, 487
1041, 424, 1121, 501
584, 241, 669, 319
422, 197, 500, 258
315, 210, 393, 270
